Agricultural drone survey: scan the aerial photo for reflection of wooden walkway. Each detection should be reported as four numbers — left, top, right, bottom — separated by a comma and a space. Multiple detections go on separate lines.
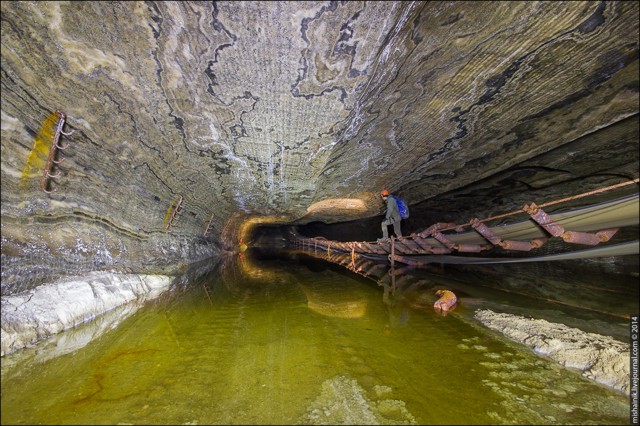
294, 244, 409, 292
293, 180, 639, 266
295, 233, 638, 320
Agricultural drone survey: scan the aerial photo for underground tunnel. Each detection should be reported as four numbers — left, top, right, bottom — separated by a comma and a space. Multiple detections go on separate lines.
1, 1, 639, 424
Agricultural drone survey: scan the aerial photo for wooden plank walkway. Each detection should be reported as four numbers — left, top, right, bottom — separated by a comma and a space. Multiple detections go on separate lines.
292, 182, 639, 265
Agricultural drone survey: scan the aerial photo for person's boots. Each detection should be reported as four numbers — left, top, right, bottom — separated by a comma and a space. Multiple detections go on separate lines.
377, 233, 389, 243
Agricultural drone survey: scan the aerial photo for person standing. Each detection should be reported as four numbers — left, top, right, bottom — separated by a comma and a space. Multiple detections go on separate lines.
378, 189, 403, 242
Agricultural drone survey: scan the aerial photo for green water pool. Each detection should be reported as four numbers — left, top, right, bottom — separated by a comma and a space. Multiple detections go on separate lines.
1, 250, 632, 424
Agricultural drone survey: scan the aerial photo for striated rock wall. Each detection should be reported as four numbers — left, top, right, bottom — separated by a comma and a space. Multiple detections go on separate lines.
0, 220, 220, 295
1, 1, 638, 289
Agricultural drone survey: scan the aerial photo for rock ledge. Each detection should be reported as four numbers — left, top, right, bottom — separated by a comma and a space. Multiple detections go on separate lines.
1, 271, 173, 356
475, 309, 630, 395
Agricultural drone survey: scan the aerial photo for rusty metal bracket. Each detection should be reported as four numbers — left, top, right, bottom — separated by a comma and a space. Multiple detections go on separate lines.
430, 246, 453, 254
470, 218, 502, 245
454, 243, 489, 253
203, 212, 215, 237
40, 110, 74, 194
498, 240, 534, 251
524, 203, 623, 247
431, 232, 456, 249
164, 195, 183, 232
412, 237, 436, 253
523, 203, 565, 237
418, 222, 460, 238
471, 218, 548, 251
596, 228, 619, 242
562, 228, 620, 246
561, 231, 601, 246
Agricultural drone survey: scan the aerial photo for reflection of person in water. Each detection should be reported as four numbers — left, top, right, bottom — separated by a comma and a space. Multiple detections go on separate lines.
381, 283, 409, 335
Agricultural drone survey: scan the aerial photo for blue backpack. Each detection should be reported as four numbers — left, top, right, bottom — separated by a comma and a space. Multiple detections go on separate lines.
391, 195, 410, 219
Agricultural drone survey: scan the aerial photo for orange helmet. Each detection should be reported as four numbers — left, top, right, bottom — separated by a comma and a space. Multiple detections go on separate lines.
380, 189, 389, 196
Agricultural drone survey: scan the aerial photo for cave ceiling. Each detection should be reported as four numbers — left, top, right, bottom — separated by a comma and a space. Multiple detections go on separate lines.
1, 1, 638, 252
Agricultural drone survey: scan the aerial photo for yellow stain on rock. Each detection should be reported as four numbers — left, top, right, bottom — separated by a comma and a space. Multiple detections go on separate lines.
20, 111, 59, 192
163, 197, 179, 231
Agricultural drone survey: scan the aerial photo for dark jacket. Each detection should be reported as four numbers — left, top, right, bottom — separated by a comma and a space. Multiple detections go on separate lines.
385, 196, 401, 222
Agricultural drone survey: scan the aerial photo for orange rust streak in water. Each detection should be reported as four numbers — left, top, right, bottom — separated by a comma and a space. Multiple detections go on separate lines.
72, 349, 159, 406
20, 111, 60, 192
73, 372, 105, 406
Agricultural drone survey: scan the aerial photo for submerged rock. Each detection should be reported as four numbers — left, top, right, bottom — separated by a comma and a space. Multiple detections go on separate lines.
300, 375, 416, 425
474, 309, 629, 395
1, 271, 173, 356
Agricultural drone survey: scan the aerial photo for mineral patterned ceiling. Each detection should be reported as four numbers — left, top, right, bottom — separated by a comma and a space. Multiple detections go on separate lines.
1, 1, 639, 284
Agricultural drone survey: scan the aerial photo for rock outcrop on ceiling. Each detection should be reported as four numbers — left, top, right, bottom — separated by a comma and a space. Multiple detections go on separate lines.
1, 1, 638, 293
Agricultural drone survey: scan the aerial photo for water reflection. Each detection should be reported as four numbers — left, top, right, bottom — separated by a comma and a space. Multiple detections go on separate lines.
1, 248, 632, 425
296, 245, 637, 338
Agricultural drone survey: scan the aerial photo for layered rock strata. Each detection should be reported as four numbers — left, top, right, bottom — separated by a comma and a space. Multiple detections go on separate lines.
1, 1, 638, 290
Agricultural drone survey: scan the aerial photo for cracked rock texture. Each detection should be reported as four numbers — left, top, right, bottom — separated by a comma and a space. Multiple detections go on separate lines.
1, 2, 638, 292
475, 309, 630, 395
